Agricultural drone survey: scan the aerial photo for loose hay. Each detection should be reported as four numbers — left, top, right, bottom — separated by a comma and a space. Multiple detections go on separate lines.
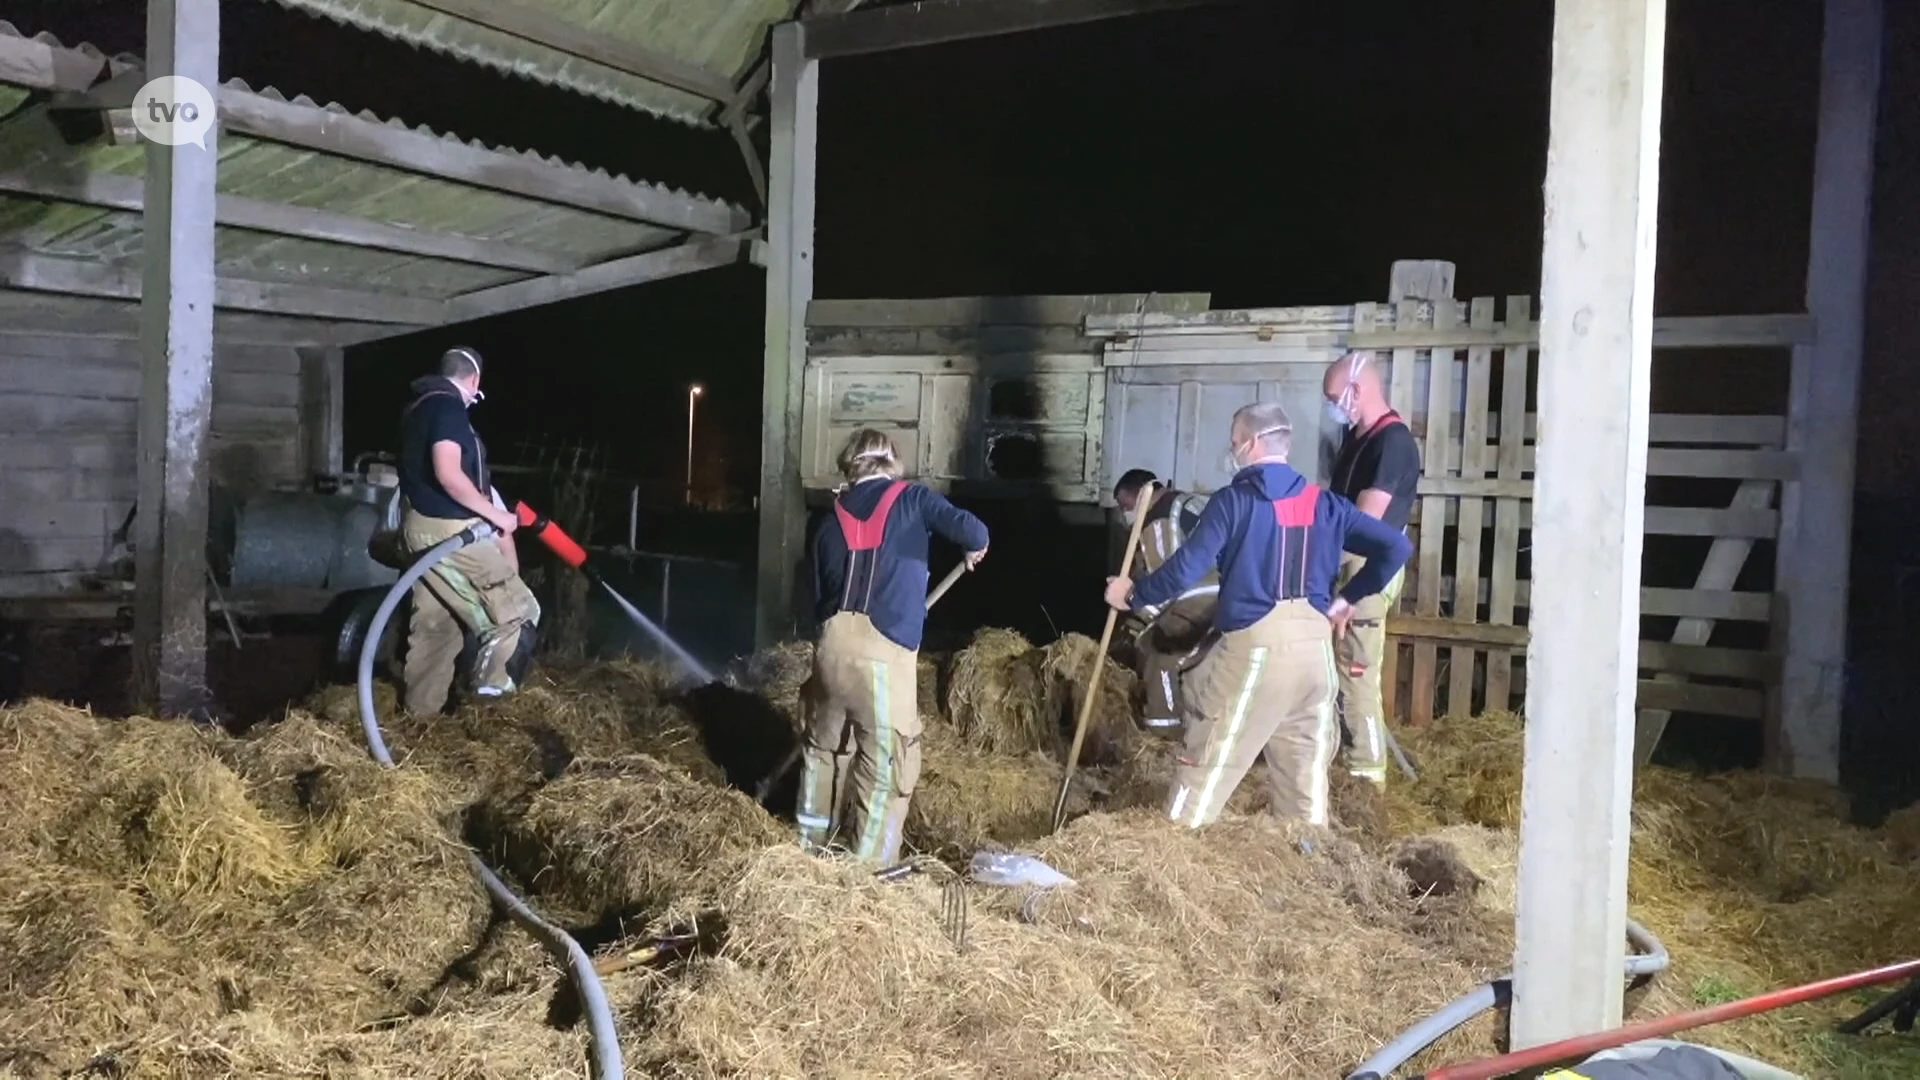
506, 754, 790, 920
9, 639, 1918, 1079
632, 812, 1507, 1079
1391, 711, 1920, 1074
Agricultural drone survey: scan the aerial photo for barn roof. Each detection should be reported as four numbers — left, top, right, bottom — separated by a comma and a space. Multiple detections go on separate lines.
263, 0, 801, 127
0, 20, 758, 347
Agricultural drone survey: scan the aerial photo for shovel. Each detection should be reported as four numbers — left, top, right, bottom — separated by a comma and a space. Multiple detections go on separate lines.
754, 559, 973, 804
1052, 482, 1156, 832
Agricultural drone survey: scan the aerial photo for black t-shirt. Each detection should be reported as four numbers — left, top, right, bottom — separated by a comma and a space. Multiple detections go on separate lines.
1328, 413, 1421, 532
399, 378, 488, 520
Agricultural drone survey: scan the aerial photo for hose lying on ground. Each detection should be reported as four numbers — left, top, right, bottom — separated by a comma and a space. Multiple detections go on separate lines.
1344, 918, 1670, 1080
356, 524, 625, 1080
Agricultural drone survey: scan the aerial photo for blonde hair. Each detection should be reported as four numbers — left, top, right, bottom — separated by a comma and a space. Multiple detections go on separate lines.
837, 428, 903, 484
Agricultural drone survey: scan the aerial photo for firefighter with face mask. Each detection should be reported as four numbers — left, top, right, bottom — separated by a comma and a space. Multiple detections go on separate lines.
798, 429, 990, 865
1103, 402, 1412, 827
394, 346, 540, 716
1112, 469, 1217, 733
1321, 350, 1422, 787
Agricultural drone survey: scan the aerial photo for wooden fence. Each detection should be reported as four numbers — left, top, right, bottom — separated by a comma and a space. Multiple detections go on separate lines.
1359, 296, 1792, 758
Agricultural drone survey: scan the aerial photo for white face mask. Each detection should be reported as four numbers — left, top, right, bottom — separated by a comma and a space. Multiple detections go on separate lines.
1323, 400, 1354, 429
1326, 352, 1368, 428
1224, 424, 1291, 473
1123, 507, 1138, 527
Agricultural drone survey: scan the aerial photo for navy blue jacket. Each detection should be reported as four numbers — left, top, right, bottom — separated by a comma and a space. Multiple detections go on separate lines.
399, 375, 488, 520
811, 478, 990, 651
1131, 463, 1413, 632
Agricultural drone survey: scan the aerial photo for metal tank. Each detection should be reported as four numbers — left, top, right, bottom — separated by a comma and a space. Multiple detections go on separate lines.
226, 477, 402, 592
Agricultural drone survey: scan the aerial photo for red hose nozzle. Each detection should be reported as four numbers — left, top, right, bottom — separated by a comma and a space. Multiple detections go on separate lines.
513, 501, 589, 569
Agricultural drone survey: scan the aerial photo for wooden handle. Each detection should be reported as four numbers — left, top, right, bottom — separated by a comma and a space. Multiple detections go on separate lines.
925, 560, 969, 611
1052, 482, 1156, 831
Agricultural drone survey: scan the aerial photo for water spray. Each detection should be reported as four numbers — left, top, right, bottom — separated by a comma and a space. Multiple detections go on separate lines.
513, 502, 716, 684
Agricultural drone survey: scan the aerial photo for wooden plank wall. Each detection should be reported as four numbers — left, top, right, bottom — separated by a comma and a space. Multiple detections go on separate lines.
0, 333, 307, 597
1365, 297, 1788, 742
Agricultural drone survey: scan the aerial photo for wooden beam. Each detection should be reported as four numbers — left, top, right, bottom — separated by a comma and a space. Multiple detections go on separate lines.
0, 253, 442, 325
132, 0, 220, 718
0, 248, 448, 325
215, 87, 748, 235
0, 291, 403, 346
1513, 0, 1667, 1051
445, 236, 749, 323
0, 25, 107, 92
1385, 614, 1777, 681
802, 0, 1221, 59
298, 345, 344, 479
756, 22, 817, 648
402, 0, 736, 102
1774, 0, 1881, 783
0, 166, 579, 274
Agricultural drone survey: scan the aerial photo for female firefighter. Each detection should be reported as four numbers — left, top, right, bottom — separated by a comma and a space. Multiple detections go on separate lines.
797, 428, 990, 864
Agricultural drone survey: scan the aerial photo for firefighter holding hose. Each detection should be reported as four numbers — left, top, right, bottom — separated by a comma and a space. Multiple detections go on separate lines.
393, 346, 540, 715
1103, 402, 1411, 828
799, 428, 989, 865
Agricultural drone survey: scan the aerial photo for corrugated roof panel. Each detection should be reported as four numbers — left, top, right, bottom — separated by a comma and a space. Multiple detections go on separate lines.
267, 0, 797, 126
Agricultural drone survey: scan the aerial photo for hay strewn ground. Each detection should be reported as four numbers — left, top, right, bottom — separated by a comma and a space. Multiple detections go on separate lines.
2, 648, 1917, 1078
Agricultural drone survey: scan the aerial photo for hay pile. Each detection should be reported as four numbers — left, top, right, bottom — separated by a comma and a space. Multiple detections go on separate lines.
629, 812, 1506, 1078
946, 628, 1139, 766
0, 701, 536, 1078
9, 635, 1919, 1079
1390, 712, 1920, 1076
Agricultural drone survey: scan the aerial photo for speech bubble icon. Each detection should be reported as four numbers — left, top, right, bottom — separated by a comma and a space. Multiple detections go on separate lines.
131, 75, 217, 149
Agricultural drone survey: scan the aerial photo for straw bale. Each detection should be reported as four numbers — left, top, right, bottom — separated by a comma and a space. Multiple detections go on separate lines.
505, 754, 789, 920
946, 628, 1052, 756
634, 812, 1508, 1078
1037, 632, 1141, 766
725, 640, 816, 725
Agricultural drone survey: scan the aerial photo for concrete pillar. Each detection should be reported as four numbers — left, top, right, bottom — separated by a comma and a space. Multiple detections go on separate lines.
755, 20, 818, 648
1773, 0, 1883, 782
131, 0, 220, 717
1511, 0, 1667, 1049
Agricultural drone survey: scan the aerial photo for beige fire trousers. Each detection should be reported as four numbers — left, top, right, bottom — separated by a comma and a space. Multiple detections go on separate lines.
1332, 551, 1405, 786
1165, 599, 1339, 828
796, 612, 923, 865
400, 504, 540, 716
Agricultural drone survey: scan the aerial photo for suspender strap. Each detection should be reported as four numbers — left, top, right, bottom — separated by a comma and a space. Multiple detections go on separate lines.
1271, 484, 1321, 600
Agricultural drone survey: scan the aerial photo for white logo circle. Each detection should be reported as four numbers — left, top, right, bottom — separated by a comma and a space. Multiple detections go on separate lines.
131, 76, 216, 148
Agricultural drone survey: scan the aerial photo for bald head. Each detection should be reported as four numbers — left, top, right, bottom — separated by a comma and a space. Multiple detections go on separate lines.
1230, 401, 1293, 465
1323, 350, 1386, 427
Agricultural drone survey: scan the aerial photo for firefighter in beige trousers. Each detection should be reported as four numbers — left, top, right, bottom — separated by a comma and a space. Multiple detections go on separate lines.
1322, 350, 1422, 785
393, 346, 540, 716
1104, 402, 1412, 826
797, 429, 990, 863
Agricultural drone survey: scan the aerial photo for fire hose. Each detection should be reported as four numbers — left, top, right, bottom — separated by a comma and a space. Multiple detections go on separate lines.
1346, 919, 1670, 1080
355, 510, 624, 1080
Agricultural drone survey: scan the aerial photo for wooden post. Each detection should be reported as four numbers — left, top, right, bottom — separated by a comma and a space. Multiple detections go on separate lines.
755, 20, 818, 648
1512, 0, 1666, 1050
131, 0, 220, 717
1774, 0, 1882, 782
299, 345, 345, 480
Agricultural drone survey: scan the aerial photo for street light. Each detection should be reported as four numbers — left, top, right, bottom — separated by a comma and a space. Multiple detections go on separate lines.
685, 384, 703, 506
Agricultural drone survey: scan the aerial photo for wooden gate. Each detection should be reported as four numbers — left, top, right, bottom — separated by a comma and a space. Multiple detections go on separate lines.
1359, 296, 1795, 758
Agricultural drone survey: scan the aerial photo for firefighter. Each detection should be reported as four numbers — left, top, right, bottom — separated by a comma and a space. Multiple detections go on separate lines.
395, 346, 540, 716
1112, 469, 1217, 733
1322, 349, 1421, 786
1103, 402, 1411, 828
798, 428, 990, 864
